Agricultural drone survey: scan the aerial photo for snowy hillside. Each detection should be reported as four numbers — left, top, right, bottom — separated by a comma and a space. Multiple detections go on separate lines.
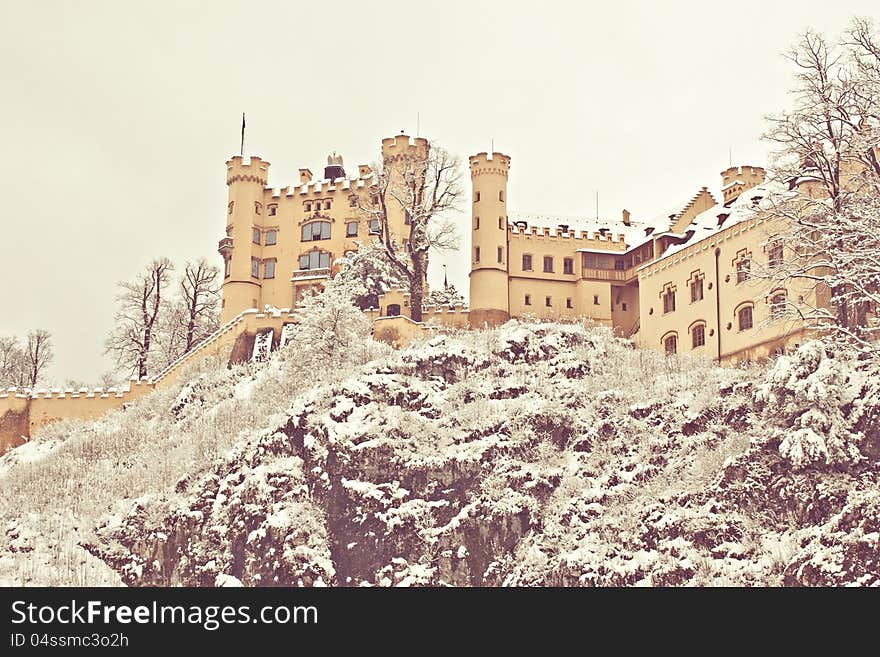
1, 321, 878, 586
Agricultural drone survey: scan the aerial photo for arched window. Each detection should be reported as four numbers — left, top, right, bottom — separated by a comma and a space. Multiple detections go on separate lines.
663, 333, 678, 355
299, 251, 331, 270
770, 291, 786, 319
691, 322, 706, 349
738, 305, 754, 331
301, 221, 331, 242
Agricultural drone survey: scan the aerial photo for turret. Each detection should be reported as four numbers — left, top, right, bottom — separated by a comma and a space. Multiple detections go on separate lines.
720, 165, 765, 206
220, 156, 269, 322
468, 150, 511, 327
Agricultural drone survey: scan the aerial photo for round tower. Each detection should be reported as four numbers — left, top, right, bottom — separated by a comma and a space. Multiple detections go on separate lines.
468, 151, 511, 327
220, 156, 269, 323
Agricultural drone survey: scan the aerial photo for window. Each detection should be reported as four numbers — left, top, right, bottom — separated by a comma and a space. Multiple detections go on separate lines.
371, 195, 379, 206
224, 257, 231, 278
524, 294, 531, 306
252, 228, 261, 244
475, 246, 481, 262
497, 246, 503, 263
566, 298, 573, 309
228, 201, 234, 215
305, 202, 312, 212
265, 229, 277, 245
498, 217, 504, 230
768, 240, 783, 268
522, 254, 533, 271
563, 257, 574, 275
738, 305, 753, 331
268, 204, 277, 216
386, 303, 401, 317
691, 277, 704, 302
770, 292, 786, 319
325, 200, 331, 210
301, 221, 331, 241
593, 294, 599, 305
543, 256, 554, 273
346, 221, 358, 237
254, 202, 262, 215
615, 259, 625, 271
545, 296, 552, 307
736, 258, 751, 284
663, 288, 676, 314
474, 216, 480, 230
692, 324, 706, 349
474, 191, 481, 202
299, 251, 331, 270
251, 257, 259, 278
369, 218, 380, 234
622, 302, 628, 311
263, 260, 276, 279
226, 225, 233, 237
499, 190, 504, 202
664, 334, 678, 355
349, 196, 358, 207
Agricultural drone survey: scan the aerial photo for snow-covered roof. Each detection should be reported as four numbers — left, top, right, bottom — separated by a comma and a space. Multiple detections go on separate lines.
651, 180, 790, 262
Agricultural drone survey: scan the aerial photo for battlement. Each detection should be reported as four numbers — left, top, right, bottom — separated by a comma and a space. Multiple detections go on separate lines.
0, 379, 152, 401
509, 223, 628, 248
381, 134, 429, 162
469, 151, 510, 177
721, 165, 765, 189
721, 165, 765, 204
226, 156, 270, 186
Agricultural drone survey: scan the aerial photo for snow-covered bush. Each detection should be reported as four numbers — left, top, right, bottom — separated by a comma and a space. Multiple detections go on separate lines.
755, 342, 864, 468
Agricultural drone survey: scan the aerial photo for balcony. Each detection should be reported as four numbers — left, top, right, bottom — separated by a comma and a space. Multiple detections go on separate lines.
217, 237, 233, 254
581, 267, 633, 283
291, 267, 331, 282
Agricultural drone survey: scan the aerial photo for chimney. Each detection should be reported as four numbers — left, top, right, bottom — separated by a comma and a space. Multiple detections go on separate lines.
299, 168, 313, 185
358, 164, 372, 178
622, 209, 631, 226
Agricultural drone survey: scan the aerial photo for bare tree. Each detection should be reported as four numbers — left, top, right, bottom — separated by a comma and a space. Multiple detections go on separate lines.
178, 259, 220, 352
0, 336, 27, 387
105, 258, 174, 378
358, 140, 463, 321
760, 18, 880, 350
23, 329, 53, 388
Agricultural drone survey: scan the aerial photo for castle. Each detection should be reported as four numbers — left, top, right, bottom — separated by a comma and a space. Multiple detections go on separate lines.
0, 132, 833, 452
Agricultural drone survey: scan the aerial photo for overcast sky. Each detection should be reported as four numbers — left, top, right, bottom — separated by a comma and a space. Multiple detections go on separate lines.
0, 0, 875, 383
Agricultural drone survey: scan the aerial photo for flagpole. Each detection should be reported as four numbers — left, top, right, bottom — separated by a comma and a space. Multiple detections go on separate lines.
240, 113, 246, 157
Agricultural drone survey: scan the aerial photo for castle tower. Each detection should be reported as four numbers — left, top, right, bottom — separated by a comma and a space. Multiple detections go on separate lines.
220, 156, 269, 323
720, 165, 765, 206
468, 151, 511, 327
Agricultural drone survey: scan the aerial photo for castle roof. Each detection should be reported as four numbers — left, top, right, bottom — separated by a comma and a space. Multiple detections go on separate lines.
649, 180, 791, 263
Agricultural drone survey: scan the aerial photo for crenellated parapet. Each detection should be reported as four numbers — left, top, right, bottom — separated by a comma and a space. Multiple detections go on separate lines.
469, 151, 510, 178
509, 223, 629, 249
226, 156, 270, 186
381, 134, 429, 164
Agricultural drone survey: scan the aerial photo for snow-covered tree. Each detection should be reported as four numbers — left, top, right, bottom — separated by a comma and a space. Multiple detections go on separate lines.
290, 275, 372, 367
105, 258, 174, 379
0, 331, 53, 387
426, 282, 465, 308
356, 140, 463, 321
333, 241, 407, 310
760, 18, 880, 351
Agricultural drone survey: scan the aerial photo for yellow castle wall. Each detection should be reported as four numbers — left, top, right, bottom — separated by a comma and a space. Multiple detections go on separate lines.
637, 214, 822, 363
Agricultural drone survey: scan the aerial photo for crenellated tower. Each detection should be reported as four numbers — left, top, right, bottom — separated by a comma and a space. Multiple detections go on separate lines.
468, 151, 511, 327
220, 156, 269, 322
720, 165, 765, 206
